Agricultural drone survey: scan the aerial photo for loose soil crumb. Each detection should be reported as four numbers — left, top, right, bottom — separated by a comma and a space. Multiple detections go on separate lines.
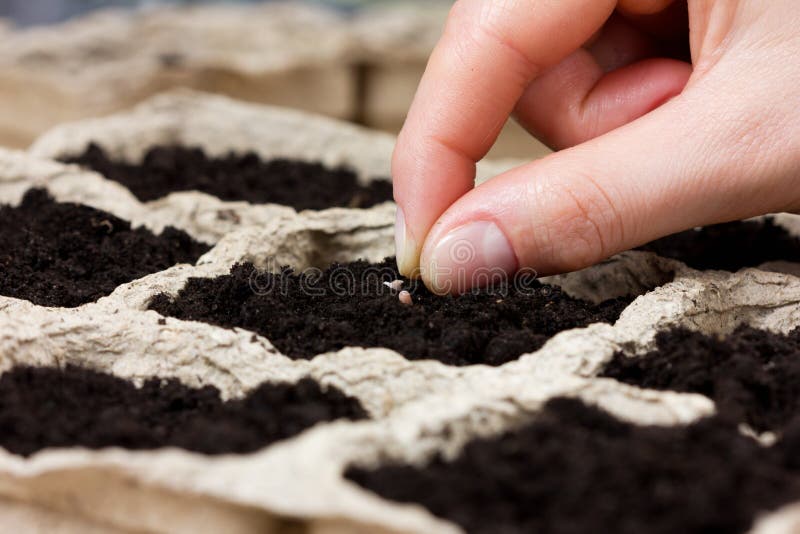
602, 326, 800, 434
346, 397, 800, 534
0, 189, 210, 308
149, 258, 632, 366
64, 143, 394, 210
0, 365, 367, 456
638, 218, 800, 271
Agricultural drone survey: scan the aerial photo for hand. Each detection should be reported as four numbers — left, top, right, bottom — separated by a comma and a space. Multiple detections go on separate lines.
393, 0, 800, 294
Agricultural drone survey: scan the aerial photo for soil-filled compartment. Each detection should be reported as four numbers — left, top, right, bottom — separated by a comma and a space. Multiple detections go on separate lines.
0, 365, 368, 456
602, 325, 800, 435
347, 397, 800, 534
149, 258, 633, 366
637, 218, 800, 271
63, 143, 395, 211
0, 188, 211, 308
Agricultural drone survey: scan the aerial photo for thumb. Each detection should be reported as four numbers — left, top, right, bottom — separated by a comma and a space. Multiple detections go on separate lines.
418, 81, 800, 294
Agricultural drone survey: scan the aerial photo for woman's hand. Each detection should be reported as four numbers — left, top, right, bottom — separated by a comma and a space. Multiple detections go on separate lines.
393, 1, 800, 294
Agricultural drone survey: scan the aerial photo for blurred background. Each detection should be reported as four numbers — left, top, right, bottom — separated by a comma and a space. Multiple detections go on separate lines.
0, 0, 549, 159
0, 0, 396, 26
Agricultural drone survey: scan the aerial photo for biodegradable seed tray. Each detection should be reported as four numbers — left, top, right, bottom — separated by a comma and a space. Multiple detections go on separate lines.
3, 94, 800, 533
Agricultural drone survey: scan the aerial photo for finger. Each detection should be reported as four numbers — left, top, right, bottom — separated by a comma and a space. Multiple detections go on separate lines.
516, 10, 691, 149
418, 85, 794, 294
393, 0, 617, 276
515, 51, 691, 148
586, 12, 657, 72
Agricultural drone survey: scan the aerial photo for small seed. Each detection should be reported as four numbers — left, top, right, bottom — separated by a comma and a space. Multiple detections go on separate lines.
92, 218, 114, 233
398, 290, 413, 305
383, 279, 404, 291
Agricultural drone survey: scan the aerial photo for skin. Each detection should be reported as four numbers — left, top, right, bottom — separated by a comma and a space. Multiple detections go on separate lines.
393, 0, 800, 294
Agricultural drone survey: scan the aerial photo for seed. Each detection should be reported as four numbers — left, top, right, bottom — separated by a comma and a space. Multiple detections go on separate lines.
398, 290, 413, 305
383, 279, 404, 291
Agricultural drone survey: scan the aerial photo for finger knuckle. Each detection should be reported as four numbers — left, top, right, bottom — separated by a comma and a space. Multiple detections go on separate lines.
448, 0, 541, 75
525, 171, 625, 272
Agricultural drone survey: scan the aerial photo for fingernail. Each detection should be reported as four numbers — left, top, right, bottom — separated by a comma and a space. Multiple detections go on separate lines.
395, 208, 419, 277
425, 221, 517, 294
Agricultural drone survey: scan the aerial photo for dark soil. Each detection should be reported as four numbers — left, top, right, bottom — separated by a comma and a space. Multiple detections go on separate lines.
0, 189, 210, 308
149, 258, 632, 366
63, 143, 394, 210
602, 326, 800, 434
0, 365, 367, 456
346, 397, 800, 534
638, 218, 800, 271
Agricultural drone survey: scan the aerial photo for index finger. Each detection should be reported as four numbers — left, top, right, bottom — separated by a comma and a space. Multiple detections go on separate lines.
393, 0, 617, 276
